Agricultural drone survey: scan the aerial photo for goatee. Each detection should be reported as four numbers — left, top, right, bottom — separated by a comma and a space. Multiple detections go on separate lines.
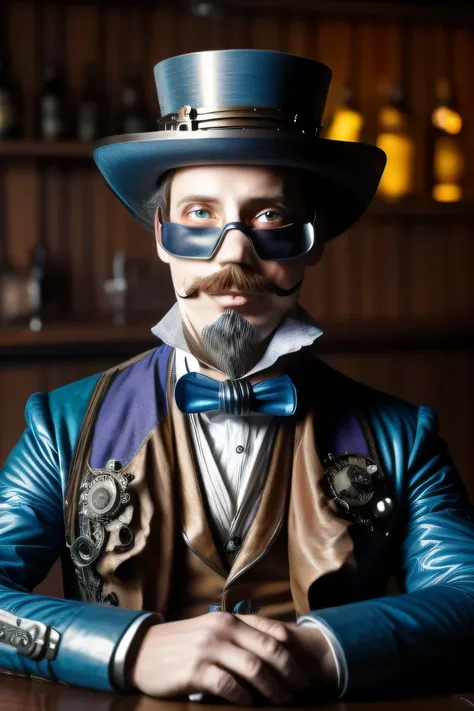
201, 309, 256, 379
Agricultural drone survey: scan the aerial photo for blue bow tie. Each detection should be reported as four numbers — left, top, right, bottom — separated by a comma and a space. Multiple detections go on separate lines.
174, 372, 297, 417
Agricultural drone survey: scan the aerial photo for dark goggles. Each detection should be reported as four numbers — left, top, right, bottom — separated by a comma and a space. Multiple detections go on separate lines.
160, 215, 316, 262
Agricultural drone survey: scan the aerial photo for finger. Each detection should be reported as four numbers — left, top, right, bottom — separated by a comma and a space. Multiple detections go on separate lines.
231, 617, 310, 690
234, 614, 292, 644
214, 641, 291, 705
199, 664, 253, 706
236, 615, 308, 666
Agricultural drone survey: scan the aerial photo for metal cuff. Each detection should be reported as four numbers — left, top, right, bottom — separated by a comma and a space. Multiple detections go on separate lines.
0, 609, 60, 661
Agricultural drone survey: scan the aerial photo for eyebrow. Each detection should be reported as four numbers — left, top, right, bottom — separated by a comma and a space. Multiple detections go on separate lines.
175, 195, 219, 208
174, 194, 291, 209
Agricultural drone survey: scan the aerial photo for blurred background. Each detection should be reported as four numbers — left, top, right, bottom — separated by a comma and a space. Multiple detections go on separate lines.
0, 0, 473, 595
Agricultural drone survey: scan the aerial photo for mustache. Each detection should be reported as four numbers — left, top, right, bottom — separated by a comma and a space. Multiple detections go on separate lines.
178, 264, 302, 299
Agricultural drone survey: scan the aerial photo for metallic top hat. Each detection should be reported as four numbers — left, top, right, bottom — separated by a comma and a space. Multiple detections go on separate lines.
94, 49, 386, 239
155, 49, 331, 126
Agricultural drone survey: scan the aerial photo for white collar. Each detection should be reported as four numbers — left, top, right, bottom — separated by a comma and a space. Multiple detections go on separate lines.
152, 302, 323, 378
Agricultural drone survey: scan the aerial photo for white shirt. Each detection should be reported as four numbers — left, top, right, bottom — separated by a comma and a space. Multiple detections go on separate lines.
175, 348, 276, 547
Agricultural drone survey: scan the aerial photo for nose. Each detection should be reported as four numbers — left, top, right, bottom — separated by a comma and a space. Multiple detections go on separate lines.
213, 226, 257, 266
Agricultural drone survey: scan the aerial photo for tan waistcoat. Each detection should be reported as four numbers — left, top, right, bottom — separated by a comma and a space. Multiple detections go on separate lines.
81, 354, 355, 621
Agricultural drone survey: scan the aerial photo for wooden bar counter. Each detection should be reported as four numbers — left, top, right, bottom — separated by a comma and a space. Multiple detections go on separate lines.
1, 675, 473, 711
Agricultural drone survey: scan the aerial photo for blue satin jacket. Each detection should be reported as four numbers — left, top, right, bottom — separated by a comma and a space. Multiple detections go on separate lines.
0, 351, 473, 697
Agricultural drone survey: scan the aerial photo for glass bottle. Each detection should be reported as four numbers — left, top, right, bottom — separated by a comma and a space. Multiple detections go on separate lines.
77, 65, 101, 142
26, 244, 49, 331
326, 24, 363, 144
376, 85, 415, 202
119, 68, 148, 134
431, 78, 463, 202
39, 65, 68, 140
327, 86, 364, 143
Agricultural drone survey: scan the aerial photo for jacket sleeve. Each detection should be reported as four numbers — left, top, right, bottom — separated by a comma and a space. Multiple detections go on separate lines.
0, 392, 155, 691
300, 404, 474, 698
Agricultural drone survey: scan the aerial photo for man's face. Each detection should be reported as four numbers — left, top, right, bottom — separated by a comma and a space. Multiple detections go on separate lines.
154, 164, 321, 348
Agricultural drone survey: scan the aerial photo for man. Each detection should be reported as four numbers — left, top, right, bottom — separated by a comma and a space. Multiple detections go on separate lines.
0, 49, 473, 704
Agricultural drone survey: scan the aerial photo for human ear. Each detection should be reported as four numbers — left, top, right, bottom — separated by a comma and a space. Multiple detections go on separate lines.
154, 207, 170, 264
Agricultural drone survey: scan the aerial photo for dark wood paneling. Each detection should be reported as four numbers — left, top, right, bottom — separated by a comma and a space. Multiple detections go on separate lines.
4, 163, 39, 271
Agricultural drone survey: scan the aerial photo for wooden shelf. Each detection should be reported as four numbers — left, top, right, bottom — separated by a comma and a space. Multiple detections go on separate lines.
0, 320, 157, 349
0, 317, 472, 362
366, 198, 474, 219
0, 140, 94, 160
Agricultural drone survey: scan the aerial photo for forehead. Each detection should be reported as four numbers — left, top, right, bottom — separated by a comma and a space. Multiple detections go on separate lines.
169, 165, 304, 202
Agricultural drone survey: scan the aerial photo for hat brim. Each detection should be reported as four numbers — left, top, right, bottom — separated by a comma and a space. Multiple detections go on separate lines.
93, 130, 386, 240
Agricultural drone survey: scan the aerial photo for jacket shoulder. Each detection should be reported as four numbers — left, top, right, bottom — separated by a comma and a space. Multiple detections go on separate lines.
28, 346, 168, 426
310, 355, 417, 414
27, 371, 103, 428
21, 372, 104, 477
307, 355, 421, 453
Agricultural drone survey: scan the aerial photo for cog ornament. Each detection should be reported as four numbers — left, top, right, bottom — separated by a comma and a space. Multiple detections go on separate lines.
324, 453, 394, 530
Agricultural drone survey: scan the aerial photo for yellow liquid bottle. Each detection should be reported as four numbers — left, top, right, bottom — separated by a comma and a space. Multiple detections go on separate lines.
376, 86, 414, 202
431, 79, 463, 202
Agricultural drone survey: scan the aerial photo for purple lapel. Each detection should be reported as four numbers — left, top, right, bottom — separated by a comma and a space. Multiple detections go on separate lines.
328, 411, 369, 457
90, 344, 172, 469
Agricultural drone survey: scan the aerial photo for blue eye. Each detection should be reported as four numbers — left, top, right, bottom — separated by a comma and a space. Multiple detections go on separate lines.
189, 209, 212, 220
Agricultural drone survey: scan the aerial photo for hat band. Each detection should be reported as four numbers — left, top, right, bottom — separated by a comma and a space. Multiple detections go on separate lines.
157, 104, 321, 137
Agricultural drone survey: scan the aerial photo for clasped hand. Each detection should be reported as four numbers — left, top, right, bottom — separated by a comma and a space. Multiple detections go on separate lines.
130, 612, 337, 705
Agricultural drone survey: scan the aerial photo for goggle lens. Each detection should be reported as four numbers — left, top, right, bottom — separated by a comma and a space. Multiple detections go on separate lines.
161, 219, 316, 261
